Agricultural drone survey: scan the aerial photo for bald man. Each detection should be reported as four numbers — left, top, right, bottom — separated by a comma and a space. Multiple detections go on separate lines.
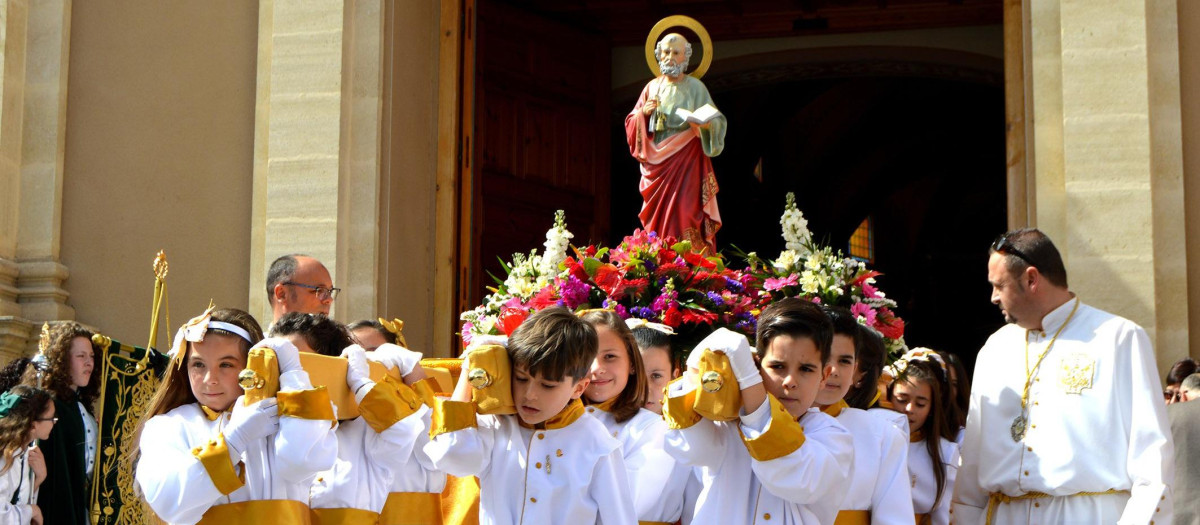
267, 254, 338, 323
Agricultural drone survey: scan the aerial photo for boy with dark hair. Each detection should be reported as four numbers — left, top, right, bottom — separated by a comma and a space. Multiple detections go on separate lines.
664, 298, 853, 524
424, 306, 635, 523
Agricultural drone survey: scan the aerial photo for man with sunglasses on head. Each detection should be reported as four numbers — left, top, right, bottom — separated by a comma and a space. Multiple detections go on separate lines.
953, 228, 1174, 525
267, 254, 340, 324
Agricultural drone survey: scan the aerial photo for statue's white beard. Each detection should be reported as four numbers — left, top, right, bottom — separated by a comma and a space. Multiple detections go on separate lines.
660, 58, 688, 77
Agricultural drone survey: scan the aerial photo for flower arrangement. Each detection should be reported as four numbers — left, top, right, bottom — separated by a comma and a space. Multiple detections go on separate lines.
461, 197, 907, 362
739, 192, 907, 358
460, 214, 762, 353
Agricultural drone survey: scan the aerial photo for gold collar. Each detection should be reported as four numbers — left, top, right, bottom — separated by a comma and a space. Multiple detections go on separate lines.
821, 399, 849, 418
519, 398, 585, 430
588, 396, 619, 413
909, 429, 925, 443
200, 404, 229, 422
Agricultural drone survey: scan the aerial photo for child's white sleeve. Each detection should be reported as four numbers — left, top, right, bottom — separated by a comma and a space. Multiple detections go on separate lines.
274, 369, 339, 483
592, 448, 637, 525
422, 399, 496, 478
0, 459, 34, 525
872, 423, 916, 524
357, 377, 430, 473
135, 415, 227, 524
739, 396, 853, 506
661, 380, 727, 469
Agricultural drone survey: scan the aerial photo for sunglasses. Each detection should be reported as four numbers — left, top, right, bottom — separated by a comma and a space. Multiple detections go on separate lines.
991, 235, 1037, 268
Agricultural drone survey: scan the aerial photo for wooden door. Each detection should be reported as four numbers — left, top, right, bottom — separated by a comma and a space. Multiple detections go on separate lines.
459, 1, 611, 317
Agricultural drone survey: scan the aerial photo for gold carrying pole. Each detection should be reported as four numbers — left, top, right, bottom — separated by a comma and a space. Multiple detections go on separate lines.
90, 250, 168, 524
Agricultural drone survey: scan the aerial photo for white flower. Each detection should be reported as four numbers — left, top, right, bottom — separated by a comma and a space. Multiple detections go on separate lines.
773, 250, 800, 272
538, 210, 573, 276
780, 193, 812, 251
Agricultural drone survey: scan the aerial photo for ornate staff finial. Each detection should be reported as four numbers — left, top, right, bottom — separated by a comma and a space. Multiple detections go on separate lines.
153, 250, 168, 281
37, 322, 50, 354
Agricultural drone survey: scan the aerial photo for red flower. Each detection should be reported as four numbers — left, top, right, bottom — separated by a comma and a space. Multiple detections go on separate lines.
682, 251, 717, 269
875, 308, 906, 340
497, 308, 529, 335
593, 265, 623, 297
682, 308, 718, 325
662, 306, 683, 327
852, 270, 882, 287
526, 287, 559, 311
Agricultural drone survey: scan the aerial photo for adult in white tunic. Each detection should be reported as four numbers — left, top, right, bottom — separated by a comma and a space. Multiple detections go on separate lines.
953, 229, 1174, 525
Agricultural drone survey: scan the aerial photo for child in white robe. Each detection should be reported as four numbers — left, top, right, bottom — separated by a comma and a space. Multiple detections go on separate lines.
887, 350, 959, 525
581, 311, 688, 524
268, 313, 432, 524
424, 306, 636, 524
663, 299, 854, 525
816, 306, 913, 525
135, 307, 338, 525
0, 386, 53, 525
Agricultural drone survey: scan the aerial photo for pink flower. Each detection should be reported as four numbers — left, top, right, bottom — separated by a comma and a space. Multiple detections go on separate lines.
861, 282, 880, 299
851, 302, 877, 327
764, 274, 798, 291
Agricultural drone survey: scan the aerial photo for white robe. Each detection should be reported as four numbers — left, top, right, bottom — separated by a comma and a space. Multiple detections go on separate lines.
665, 390, 854, 525
386, 407, 446, 495
952, 298, 1174, 524
309, 404, 430, 512
833, 407, 914, 524
908, 438, 957, 525
0, 449, 37, 525
586, 405, 689, 522
136, 371, 338, 525
424, 409, 636, 525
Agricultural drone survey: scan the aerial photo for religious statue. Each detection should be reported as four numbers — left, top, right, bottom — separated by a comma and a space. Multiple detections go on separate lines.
626, 17, 726, 252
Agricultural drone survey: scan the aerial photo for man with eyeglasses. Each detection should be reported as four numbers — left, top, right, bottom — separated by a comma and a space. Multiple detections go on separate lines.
952, 228, 1173, 524
267, 254, 340, 324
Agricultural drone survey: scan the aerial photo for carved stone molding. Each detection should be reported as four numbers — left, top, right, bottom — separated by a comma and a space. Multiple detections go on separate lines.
16, 258, 73, 321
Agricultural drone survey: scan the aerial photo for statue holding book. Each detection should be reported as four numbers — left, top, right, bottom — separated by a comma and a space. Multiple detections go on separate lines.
626, 18, 726, 252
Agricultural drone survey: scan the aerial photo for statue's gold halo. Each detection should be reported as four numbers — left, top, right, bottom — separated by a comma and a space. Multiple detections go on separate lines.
645, 15, 713, 80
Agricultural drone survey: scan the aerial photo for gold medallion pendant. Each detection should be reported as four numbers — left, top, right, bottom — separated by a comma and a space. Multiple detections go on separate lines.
1010, 415, 1027, 442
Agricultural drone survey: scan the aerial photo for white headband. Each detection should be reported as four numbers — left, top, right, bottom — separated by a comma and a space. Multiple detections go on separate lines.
169, 306, 254, 357
624, 318, 676, 335
207, 321, 253, 343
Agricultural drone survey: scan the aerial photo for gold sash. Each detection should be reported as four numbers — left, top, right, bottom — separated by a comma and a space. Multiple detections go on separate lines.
985, 489, 1128, 525
379, 492, 444, 525
833, 509, 869, 525
197, 499, 312, 525
311, 507, 380, 525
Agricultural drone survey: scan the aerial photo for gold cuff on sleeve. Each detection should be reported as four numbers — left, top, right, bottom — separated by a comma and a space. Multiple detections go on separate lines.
662, 377, 702, 430
692, 349, 742, 422
430, 398, 477, 439
739, 394, 806, 461
413, 377, 441, 408
240, 347, 281, 406
277, 386, 336, 421
192, 434, 245, 495
359, 376, 424, 433
468, 345, 516, 415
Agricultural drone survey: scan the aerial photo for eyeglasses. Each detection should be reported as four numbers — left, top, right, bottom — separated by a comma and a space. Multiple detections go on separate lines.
35, 417, 58, 424
991, 235, 1037, 268
284, 282, 340, 301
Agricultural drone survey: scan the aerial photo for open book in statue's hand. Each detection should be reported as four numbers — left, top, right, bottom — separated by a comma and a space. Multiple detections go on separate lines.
675, 104, 721, 125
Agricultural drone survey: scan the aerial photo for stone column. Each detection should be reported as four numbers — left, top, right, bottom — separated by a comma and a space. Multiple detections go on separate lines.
12, 0, 73, 357
251, 0, 383, 326
0, 0, 33, 361
1026, 0, 1188, 374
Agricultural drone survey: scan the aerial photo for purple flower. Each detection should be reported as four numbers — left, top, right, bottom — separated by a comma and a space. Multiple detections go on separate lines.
651, 295, 668, 313
706, 291, 725, 307
736, 318, 756, 333
613, 304, 629, 319
644, 259, 657, 272
559, 276, 591, 309
724, 277, 744, 293
631, 306, 656, 319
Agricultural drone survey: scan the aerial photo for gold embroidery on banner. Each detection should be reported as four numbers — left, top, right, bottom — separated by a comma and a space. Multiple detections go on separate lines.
105, 345, 162, 525
1059, 352, 1095, 394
